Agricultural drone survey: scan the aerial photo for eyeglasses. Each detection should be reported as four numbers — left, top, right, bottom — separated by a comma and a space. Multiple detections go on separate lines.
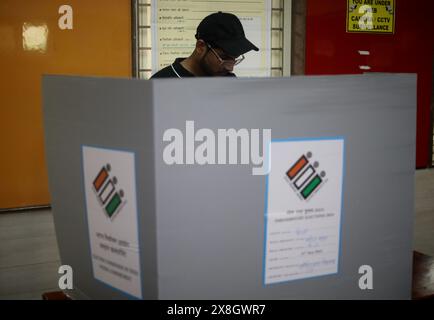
206, 43, 245, 66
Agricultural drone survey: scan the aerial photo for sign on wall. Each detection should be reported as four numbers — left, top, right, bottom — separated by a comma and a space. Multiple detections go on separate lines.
152, 0, 271, 77
346, 0, 395, 34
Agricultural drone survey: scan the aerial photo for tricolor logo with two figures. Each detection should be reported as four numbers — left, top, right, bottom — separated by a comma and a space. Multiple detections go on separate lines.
92, 163, 125, 219
286, 151, 327, 201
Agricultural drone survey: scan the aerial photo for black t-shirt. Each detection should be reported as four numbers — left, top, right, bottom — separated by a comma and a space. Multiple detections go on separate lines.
150, 58, 236, 79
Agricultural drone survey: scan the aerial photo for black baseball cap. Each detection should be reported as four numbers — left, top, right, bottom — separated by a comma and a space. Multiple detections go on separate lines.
195, 12, 259, 57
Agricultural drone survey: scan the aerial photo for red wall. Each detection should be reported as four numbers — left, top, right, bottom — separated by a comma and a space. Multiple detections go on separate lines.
305, 0, 434, 168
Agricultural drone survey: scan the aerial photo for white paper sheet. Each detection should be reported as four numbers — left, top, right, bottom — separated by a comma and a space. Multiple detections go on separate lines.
82, 146, 142, 299
264, 138, 345, 284
152, 0, 271, 77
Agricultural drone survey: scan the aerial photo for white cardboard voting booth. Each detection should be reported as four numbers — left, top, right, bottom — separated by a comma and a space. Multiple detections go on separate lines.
43, 74, 416, 299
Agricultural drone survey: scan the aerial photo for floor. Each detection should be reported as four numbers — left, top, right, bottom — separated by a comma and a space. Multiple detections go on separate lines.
0, 168, 433, 300
0, 208, 60, 299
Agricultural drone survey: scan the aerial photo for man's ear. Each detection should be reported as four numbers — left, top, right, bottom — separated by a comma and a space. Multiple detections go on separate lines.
195, 40, 207, 56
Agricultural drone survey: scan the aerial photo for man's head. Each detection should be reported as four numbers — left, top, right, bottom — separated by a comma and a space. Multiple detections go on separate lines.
191, 12, 259, 76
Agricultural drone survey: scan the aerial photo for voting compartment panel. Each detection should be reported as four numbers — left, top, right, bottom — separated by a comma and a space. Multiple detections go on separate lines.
43, 76, 158, 299
152, 75, 416, 299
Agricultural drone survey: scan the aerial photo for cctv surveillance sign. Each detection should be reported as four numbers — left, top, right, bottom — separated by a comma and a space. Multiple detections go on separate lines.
347, 0, 395, 34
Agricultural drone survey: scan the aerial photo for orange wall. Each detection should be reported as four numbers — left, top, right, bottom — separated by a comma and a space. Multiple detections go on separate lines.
0, 0, 132, 209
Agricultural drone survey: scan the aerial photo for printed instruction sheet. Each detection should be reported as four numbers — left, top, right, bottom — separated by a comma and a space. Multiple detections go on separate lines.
264, 138, 345, 284
82, 146, 142, 298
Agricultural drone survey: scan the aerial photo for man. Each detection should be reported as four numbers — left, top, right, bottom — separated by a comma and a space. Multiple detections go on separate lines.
151, 11, 259, 78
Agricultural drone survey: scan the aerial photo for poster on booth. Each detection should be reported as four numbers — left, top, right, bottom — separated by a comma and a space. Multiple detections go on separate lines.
263, 138, 345, 285
82, 146, 142, 299
347, 0, 395, 34
151, 0, 271, 77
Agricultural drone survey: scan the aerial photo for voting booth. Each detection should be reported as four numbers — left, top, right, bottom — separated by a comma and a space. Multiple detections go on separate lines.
43, 74, 416, 299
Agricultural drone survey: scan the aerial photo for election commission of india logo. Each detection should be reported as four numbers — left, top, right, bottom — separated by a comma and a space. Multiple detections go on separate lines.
92, 163, 125, 219
285, 151, 327, 201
